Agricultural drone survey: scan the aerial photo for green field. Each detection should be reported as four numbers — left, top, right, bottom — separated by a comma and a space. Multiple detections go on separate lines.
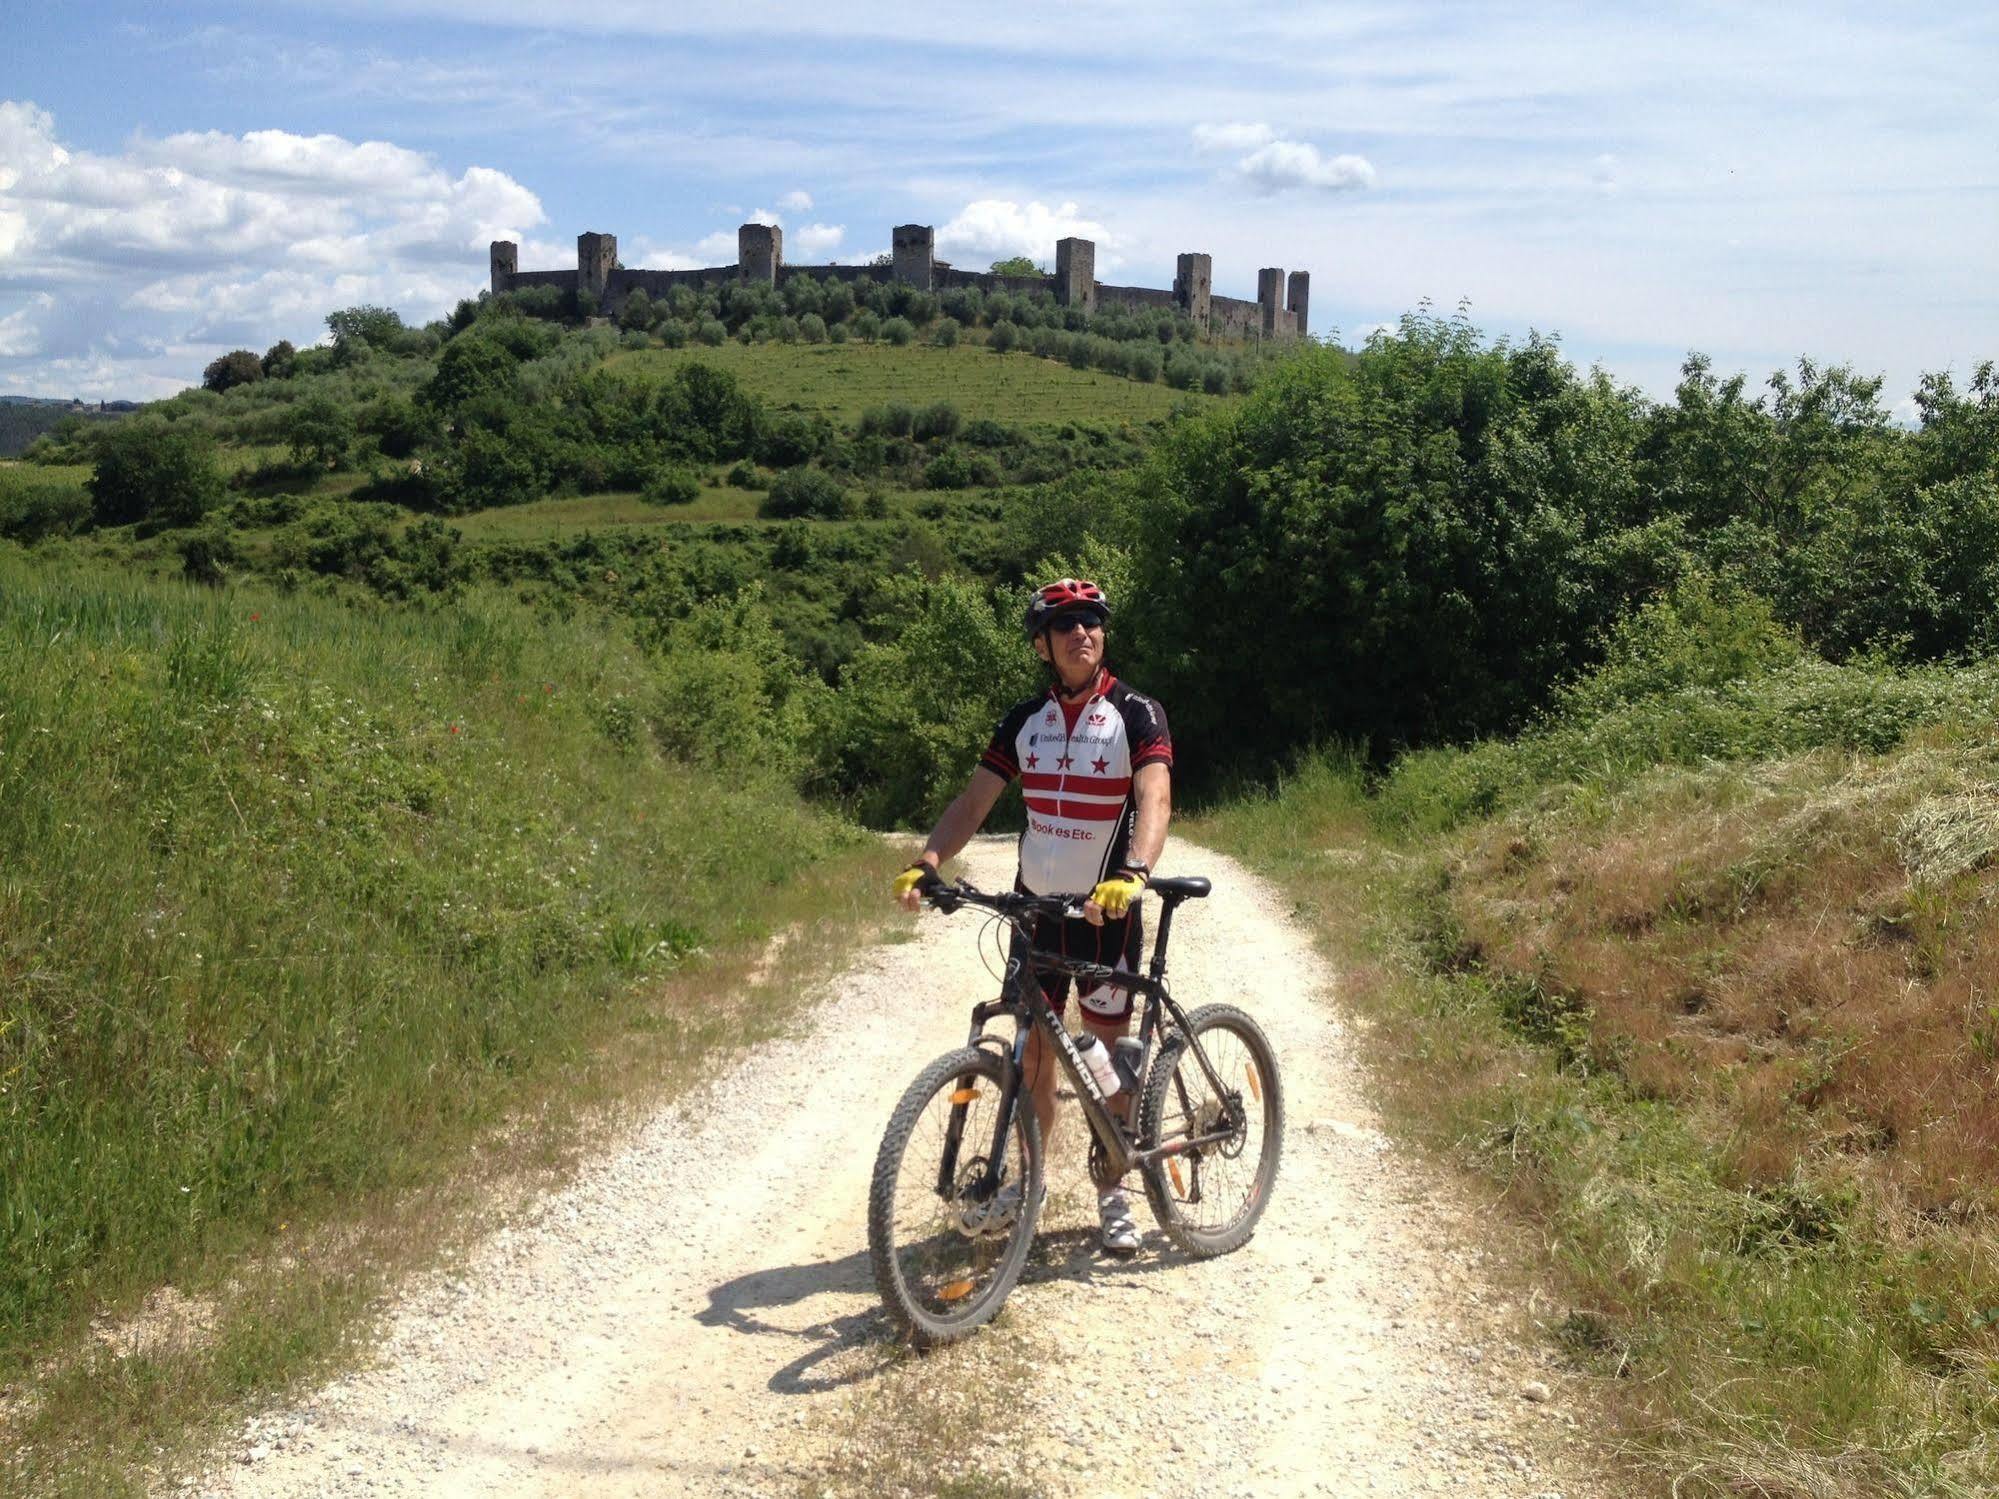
604, 340, 1213, 427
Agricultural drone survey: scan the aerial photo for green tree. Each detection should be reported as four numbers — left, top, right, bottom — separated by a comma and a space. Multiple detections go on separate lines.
89, 420, 223, 528
325, 305, 406, 350
261, 339, 297, 379
201, 350, 263, 393
989, 256, 1042, 277
618, 288, 655, 331
285, 396, 350, 469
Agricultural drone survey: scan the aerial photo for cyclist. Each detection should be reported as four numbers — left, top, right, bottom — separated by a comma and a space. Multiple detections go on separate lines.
893, 577, 1172, 1254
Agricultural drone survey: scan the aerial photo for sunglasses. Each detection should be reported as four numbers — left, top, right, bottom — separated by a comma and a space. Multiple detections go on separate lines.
1047, 615, 1103, 636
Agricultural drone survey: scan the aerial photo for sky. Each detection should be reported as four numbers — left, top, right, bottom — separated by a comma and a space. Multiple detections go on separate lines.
1, 1, 1994, 413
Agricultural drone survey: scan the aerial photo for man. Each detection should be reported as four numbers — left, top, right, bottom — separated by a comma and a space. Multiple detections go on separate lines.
893, 577, 1173, 1253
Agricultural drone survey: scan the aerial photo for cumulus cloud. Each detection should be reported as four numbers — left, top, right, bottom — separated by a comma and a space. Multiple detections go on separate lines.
791, 221, 844, 258
936, 200, 1115, 265
1193, 121, 1376, 195
778, 189, 813, 213
694, 229, 740, 261
0, 99, 545, 396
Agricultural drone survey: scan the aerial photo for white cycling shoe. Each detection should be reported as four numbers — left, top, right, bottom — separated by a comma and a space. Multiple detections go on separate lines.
1097, 1187, 1141, 1254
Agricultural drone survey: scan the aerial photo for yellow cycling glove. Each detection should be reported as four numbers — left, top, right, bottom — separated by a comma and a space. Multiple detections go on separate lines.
1089, 872, 1146, 918
893, 862, 943, 899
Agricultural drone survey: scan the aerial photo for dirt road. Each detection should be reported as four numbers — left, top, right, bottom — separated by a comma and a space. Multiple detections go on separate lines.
186, 836, 1593, 1498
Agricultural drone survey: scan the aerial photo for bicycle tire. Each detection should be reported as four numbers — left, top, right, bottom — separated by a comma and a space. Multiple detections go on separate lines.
868, 1045, 1043, 1347
1137, 1003, 1283, 1258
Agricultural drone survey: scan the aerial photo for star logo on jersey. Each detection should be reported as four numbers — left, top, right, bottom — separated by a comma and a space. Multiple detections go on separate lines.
1092, 756, 1109, 773
1057, 754, 1074, 770
1025, 752, 1038, 769
1088, 711, 1107, 725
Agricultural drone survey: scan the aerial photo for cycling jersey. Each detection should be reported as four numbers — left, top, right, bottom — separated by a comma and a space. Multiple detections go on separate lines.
980, 670, 1173, 896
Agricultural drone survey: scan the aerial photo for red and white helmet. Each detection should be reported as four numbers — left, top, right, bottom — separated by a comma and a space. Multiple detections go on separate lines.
1023, 577, 1111, 639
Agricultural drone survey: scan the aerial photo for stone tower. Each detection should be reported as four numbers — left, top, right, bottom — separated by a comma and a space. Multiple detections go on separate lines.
739, 223, 782, 285
490, 240, 518, 297
891, 224, 935, 290
1257, 268, 1285, 336
577, 232, 617, 303
1287, 271, 1310, 337
1054, 237, 1096, 313
1174, 252, 1212, 326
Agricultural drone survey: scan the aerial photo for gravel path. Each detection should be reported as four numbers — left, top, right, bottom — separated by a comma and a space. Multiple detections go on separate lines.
180, 836, 1598, 1499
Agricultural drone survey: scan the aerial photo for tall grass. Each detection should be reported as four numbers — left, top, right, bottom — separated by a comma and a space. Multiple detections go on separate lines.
0, 550, 863, 1374
1197, 647, 1999, 1496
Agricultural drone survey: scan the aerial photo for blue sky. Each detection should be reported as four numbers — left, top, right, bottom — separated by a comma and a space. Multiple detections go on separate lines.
2, 1, 1994, 411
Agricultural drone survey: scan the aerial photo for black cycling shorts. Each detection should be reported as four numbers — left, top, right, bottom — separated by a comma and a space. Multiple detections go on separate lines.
1006, 904, 1144, 1023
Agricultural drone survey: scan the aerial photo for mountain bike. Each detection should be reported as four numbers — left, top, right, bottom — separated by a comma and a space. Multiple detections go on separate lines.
867, 875, 1283, 1347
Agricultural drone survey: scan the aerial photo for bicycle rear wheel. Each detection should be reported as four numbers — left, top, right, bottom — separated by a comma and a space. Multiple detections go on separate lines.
868, 1046, 1042, 1347
1137, 1004, 1283, 1258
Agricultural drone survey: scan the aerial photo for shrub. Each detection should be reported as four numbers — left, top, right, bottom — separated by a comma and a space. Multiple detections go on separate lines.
828, 322, 850, 345
89, 420, 223, 529
285, 396, 351, 470
905, 292, 938, 326
881, 316, 915, 347
852, 310, 881, 343
1127, 345, 1162, 383
659, 320, 689, 349
932, 320, 960, 348
363, 396, 435, 460
987, 320, 1018, 354
922, 449, 973, 490
0, 471, 91, 542
962, 417, 1010, 447
618, 289, 655, 331
758, 467, 853, 519
726, 459, 763, 490
641, 466, 702, 506
201, 350, 264, 393
913, 401, 963, 441
697, 318, 729, 346
800, 313, 828, 343
756, 413, 822, 469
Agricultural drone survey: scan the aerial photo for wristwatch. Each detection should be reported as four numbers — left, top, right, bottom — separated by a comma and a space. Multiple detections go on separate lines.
1118, 860, 1151, 884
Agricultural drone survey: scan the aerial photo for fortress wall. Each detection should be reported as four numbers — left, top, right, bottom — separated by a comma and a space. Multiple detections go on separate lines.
1210, 294, 1264, 340
776, 263, 891, 286
506, 270, 575, 293
605, 267, 739, 305
933, 268, 1053, 297
1093, 283, 1177, 312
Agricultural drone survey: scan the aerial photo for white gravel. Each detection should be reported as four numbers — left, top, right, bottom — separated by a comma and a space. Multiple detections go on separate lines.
176, 835, 1600, 1499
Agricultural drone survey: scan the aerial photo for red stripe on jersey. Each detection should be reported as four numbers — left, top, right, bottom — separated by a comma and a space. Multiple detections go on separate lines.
1021, 771, 1132, 793
1025, 796, 1125, 823
1132, 746, 1173, 768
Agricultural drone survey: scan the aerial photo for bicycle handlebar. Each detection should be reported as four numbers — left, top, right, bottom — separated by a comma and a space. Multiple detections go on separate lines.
922, 879, 1086, 923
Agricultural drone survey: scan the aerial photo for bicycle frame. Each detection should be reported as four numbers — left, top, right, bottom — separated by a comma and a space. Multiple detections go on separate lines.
937, 893, 1245, 1207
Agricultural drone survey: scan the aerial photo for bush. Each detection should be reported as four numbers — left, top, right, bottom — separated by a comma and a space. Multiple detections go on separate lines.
852, 310, 881, 344
89, 420, 223, 529
0, 471, 91, 542
758, 468, 853, 520
828, 322, 850, 345
726, 459, 763, 490
799, 313, 828, 343
987, 320, 1018, 354
881, 316, 915, 347
1127, 345, 1162, 383
756, 413, 823, 469
285, 396, 350, 470
922, 449, 973, 490
201, 350, 264, 393
932, 320, 960, 348
659, 320, 689, 349
913, 401, 963, 441
618, 289, 655, 331
641, 466, 702, 506
696, 319, 729, 347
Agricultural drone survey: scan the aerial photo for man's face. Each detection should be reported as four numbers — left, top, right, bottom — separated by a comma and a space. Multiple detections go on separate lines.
1034, 612, 1104, 684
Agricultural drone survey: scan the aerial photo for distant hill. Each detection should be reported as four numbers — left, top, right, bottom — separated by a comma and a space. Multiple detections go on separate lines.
0, 397, 138, 458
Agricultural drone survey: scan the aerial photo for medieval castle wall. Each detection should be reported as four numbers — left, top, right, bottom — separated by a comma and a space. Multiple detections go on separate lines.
490, 223, 1311, 339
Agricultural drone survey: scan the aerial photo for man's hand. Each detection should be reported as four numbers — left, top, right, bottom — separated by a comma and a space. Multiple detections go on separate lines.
1082, 871, 1146, 926
892, 860, 944, 912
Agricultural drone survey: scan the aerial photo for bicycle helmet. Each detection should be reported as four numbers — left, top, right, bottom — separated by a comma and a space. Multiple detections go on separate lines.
1023, 577, 1111, 639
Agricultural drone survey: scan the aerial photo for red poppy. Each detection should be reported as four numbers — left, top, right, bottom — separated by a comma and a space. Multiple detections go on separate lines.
449, 724, 460, 734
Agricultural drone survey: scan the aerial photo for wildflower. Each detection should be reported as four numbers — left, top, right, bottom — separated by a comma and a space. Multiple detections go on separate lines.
449, 724, 460, 735
249, 613, 262, 622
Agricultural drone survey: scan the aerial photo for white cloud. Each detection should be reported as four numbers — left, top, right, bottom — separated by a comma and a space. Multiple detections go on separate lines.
639, 248, 703, 270
936, 199, 1114, 265
791, 221, 843, 258
0, 99, 545, 395
694, 229, 739, 261
1191, 120, 1376, 195
1191, 122, 1276, 154
1235, 140, 1375, 194
777, 189, 813, 213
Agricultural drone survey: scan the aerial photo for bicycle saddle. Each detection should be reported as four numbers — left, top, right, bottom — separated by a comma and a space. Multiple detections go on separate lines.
1147, 875, 1210, 900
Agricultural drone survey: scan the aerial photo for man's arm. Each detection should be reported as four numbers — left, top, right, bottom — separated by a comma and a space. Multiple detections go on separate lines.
1082, 762, 1171, 925
896, 767, 1009, 909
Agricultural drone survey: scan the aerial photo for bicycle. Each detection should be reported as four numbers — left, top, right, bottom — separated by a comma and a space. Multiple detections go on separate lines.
867, 875, 1284, 1347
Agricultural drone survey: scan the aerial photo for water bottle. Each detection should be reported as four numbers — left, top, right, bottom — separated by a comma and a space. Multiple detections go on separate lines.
1075, 1033, 1123, 1097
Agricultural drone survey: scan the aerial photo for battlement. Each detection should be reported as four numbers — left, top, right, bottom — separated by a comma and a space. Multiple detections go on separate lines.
488, 220, 1312, 338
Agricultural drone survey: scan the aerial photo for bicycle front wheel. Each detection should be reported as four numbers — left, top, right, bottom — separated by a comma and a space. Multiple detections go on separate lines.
868, 1046, 1043, 1347
1138, 1004, 1283, 1258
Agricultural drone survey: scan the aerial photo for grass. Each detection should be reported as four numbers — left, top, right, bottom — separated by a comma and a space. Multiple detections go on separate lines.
604, 340, 1212, 427
1193, 683, 1999, 1497
444, 485, 769, 538
0, 550, 892, 1495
